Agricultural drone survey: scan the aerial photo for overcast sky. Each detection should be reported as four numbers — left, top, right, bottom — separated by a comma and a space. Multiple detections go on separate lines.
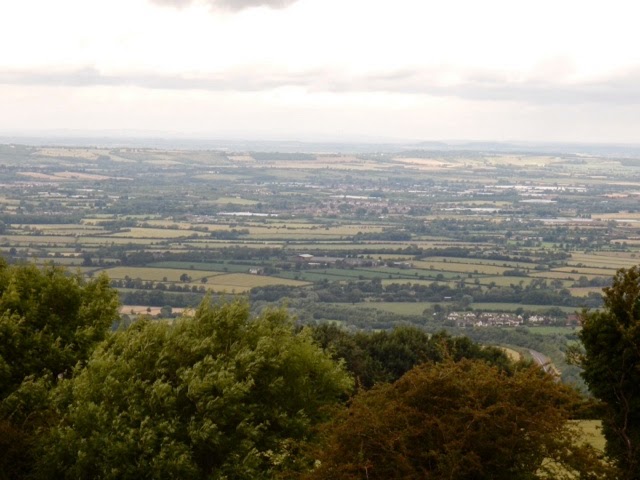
1, 0, 640, 143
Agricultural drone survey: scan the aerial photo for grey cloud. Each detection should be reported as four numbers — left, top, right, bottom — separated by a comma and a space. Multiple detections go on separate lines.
152, 0, 298, 11
320, 68, 640, 105
0, 67, 314, 91
3, 66, 640, 105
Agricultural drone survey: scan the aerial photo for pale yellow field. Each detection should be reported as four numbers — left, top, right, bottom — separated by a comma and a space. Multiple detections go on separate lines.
569, 254, 633, 269
500, 347, 522, 362
0, 234, 78, 243
572, 420, 605, 452
203, 273, 309, 289
36, 147, 109, 159
592, 212, 640, 220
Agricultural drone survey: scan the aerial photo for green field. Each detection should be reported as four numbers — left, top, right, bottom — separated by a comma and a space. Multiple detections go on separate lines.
522, 326, 580, 336
101, 267, 219, 282
147, 261, 256, 274
471, 303, 578, 313
347, 302, 434, 315
414, 260, 511, 275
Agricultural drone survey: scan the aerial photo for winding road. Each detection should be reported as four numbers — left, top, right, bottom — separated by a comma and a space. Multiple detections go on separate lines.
529, 349, 559, 376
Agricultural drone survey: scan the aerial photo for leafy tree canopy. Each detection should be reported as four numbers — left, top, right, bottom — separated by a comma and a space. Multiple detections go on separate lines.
306, 359, 616, 480
0, 261, 119, 479
311, 323, 511, 388
0, 262, 118, 398
35, 300, 353, 480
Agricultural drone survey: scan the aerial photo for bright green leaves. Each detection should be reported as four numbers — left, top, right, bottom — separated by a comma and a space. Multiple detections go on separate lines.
36, 299, 352, 480
0, 264, 118, 399
0, 262, 119, 479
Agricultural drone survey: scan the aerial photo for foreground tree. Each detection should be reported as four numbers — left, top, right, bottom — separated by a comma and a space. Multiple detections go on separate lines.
578, 266, 640, 478
306, 359, 616, 480
0, 262, 119, 479
35, 300, 352, 480
0, 262, 119, 398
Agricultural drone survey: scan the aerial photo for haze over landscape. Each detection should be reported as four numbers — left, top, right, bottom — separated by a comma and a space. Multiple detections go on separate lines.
2, 0, 640, 143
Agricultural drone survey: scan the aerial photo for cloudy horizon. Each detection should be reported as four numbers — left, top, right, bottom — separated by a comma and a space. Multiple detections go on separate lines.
2, 0, 640, 143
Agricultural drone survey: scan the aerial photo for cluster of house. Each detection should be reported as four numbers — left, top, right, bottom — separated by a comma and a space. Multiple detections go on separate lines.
447, 312, 580, 328
447, 312, 523, 328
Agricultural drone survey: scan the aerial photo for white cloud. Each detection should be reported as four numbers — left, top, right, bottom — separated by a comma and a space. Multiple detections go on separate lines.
1, 0, 640, 141
151, 0, 298, 10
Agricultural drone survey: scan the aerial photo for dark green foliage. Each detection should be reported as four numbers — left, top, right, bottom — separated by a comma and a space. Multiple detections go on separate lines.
578, 266, 640, 478
306, 360, 616, 480
35, 300, 352, 480
311, 324, 510, 388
